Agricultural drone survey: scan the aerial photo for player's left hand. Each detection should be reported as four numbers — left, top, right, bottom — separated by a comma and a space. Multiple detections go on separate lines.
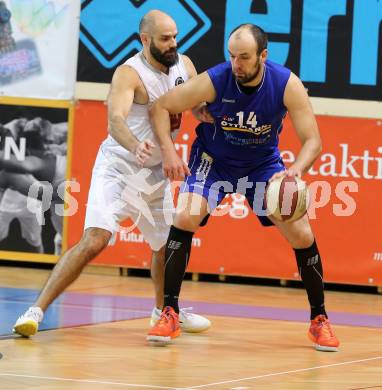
193, 104, 214, 123
162, 147, 190, 181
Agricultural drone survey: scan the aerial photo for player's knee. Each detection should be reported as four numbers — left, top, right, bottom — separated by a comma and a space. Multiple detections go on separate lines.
152, 246, 165, 265
81, 228, 111, 256
291, 226, 314, 249
174, 211, 201, 232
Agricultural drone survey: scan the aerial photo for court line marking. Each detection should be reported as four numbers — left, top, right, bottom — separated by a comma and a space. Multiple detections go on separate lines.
0, 372, 178, 389
0, 298, 152, 314
186, 356, 382, 388
1, 356, 382, 389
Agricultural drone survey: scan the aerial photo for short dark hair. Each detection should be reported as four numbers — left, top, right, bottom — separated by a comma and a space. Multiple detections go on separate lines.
229, 24, 268, 55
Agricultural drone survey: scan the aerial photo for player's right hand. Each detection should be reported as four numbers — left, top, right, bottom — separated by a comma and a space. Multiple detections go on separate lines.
162, 149, 190, 181
135, 139, 156, 166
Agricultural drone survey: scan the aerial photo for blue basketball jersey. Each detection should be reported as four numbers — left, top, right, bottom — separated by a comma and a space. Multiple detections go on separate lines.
195, 60, 291, 169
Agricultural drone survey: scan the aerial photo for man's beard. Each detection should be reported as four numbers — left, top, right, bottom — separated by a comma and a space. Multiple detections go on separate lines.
150, 40, 178, 67
235, 59, 262, 85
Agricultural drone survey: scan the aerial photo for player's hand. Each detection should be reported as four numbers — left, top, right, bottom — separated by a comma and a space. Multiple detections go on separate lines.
162, 148, 190, 181
135, 139, 156, 166
193, 104, 214, 123
285, 164, 302, 178
268, 165, 302, 183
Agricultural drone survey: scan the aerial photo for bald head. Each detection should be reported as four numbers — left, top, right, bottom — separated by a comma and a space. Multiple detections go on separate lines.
229, 24, 268, 55
139, 10, 176, 35
139, 10, 178, 69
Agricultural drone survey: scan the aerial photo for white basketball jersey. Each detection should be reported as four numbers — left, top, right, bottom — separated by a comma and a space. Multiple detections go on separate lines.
101, 51, 189, 167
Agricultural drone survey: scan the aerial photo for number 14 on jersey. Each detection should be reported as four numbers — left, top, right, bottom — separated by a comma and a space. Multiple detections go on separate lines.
236, 111, 257, 128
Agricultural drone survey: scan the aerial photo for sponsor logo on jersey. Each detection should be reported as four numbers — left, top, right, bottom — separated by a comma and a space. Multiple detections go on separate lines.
175, 76, 184, 86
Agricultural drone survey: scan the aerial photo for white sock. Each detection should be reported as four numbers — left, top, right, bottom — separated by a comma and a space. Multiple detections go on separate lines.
27, 306, 44, 322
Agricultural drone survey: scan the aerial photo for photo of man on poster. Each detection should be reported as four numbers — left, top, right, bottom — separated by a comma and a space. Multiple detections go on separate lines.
0, 104, 68, 255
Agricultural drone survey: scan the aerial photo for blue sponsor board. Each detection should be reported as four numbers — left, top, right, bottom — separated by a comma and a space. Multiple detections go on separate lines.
77, 0, 382, 100
80, 0, 210, 68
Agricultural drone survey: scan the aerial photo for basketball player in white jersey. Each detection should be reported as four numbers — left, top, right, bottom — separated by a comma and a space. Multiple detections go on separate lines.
13, 10, 210, 337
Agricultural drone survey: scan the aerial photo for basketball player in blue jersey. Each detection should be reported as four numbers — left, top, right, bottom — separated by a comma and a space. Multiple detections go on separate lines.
147, 24, 339, 351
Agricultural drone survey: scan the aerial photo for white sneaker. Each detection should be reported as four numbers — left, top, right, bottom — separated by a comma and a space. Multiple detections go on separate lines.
13, 307, 44, 337
150, 307, 211, 333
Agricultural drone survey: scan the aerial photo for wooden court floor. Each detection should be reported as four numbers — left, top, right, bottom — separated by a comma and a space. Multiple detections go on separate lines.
0, 266, 382, 389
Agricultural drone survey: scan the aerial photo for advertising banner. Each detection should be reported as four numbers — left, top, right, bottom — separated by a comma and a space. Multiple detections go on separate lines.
67, 101, 382, 286
0, 97, 74, 262
77, 0, 382, 101
0, 0, 80, 99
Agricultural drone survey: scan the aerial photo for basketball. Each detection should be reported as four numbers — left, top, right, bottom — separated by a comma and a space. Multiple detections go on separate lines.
266, 175, 309, 222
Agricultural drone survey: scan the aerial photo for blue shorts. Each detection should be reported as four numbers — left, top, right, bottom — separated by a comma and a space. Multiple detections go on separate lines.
180, 141, 285, 226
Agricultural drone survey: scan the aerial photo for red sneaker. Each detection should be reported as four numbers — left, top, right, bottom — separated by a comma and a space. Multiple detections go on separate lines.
147, 306, 180, 343
308, 315, 340, 352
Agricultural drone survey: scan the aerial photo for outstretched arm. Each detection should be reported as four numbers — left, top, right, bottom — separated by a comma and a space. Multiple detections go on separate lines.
150, 71, 216, 180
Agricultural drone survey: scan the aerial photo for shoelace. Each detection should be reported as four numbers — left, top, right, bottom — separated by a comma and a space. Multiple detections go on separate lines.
158, 309, 175, 325
179, 307, 194, 319
316, 318, 335, 338
20, 309, 41, 323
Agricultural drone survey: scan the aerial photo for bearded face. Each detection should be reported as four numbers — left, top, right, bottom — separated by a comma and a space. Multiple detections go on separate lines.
149, 38, 178, 67
233, 54, 262, 85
